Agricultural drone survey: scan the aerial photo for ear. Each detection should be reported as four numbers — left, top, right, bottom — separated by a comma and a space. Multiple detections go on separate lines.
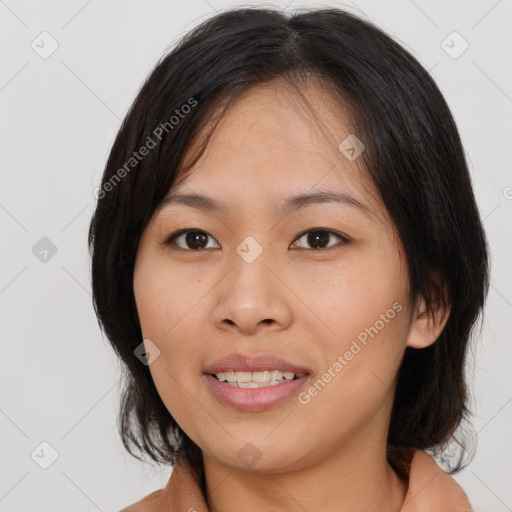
406, 274, 451, 349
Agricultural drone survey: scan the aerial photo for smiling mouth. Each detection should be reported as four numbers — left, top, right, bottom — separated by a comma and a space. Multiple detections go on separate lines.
211, 370, 307, 388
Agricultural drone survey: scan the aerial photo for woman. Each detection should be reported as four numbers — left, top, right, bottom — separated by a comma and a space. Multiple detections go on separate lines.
89, 6, 489, 511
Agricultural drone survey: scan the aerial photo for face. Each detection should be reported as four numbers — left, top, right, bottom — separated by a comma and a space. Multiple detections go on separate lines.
133, 79, 424, 474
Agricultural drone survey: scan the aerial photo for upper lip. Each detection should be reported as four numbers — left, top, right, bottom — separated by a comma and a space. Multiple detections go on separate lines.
203, 353, 311, 375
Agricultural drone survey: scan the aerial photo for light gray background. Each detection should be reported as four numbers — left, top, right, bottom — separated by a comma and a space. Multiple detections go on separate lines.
1, 0, 511, 510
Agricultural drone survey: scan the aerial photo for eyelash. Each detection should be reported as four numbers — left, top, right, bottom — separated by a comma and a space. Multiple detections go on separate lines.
161, 227, 349, 252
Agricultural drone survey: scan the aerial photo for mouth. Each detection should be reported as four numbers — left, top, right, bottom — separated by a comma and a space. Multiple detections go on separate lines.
211, 370, 308, 388
203, 354, 311, 411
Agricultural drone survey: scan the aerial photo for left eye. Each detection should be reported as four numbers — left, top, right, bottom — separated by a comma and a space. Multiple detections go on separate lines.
162, 228, 348, 251
290, 229, 348, 251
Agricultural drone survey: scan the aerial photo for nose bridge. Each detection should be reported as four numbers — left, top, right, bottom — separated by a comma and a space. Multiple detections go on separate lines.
235, 233, 267, 266
229, 232, 278, 297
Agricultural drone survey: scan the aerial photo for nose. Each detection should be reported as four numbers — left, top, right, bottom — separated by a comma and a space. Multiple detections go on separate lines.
212, 243, 293, 336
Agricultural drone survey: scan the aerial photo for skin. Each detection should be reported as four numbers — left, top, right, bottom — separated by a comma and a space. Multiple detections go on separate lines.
133, 78, 450, 512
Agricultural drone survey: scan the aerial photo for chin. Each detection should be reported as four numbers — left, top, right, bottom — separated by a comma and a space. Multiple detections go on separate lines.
204, 437, 309, 473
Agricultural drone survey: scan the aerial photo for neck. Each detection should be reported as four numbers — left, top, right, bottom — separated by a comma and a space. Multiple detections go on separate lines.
203, 436, 408, 512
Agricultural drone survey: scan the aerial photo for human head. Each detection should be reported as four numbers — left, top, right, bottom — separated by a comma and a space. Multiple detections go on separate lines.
88, 6, 489, 479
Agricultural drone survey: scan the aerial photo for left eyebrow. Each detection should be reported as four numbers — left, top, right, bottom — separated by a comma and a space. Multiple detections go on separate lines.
156, 189, 374, 218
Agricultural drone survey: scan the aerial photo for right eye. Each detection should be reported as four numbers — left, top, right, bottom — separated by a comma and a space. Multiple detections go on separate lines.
162, 229, 220, 251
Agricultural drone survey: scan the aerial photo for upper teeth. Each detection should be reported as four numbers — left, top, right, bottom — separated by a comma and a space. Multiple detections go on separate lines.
214, 370, 302, 383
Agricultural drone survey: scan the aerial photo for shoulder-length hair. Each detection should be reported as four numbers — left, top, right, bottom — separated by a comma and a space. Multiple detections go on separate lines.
88, 6, 490, 480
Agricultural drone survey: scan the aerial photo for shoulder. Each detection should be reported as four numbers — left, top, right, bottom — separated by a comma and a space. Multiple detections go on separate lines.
118, 489, 168, 512
402, 450, 473, 511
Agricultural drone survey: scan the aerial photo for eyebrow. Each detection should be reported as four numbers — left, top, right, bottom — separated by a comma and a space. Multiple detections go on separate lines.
157, 189, 373, 218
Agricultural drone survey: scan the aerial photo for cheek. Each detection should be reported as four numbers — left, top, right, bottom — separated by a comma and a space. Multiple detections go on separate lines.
148, 362, 211, 448
134, 253, 198, 339
303, 258, 409, 413
298, 321, 408, 449
312, 258, 406, 350
133, 260, 207, 419
323, 288, 408, 396
134, 267, 207, 434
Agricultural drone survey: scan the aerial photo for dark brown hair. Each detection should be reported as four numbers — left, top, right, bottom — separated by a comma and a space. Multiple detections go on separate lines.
88, 6, 490, 482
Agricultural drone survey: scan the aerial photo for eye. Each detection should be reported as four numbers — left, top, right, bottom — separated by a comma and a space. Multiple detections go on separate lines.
161, 228, 349, 252
162, 229, 220, 251
290, 229, 349, 251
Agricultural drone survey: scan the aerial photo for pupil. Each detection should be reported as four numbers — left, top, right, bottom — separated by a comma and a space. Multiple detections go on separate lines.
308, 231, 328, 249
187, 231, 207, 249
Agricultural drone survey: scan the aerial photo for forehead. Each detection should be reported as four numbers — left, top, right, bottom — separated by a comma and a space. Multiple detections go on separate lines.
169, 78, 384, 219
182, 78, 356, 166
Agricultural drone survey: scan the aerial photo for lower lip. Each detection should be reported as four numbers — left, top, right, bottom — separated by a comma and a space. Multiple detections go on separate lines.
205, 374, 310, 412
